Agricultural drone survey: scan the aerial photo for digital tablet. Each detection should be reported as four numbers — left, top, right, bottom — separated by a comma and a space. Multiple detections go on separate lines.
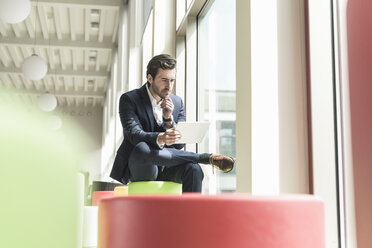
175, 121, 210, 144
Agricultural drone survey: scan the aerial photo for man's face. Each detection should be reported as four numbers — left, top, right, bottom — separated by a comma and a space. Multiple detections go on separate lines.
148, 68, 176, 100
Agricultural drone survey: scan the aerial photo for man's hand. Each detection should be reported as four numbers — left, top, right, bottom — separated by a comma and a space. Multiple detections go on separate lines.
161, 97, 174, 119
157, 128, 182, 146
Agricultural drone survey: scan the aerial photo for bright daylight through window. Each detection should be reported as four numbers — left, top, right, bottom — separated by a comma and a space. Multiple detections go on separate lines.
198, 0, 236, 193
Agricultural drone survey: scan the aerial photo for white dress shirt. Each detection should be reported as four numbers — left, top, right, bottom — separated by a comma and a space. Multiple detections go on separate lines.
146, 84, 167, 148
146, 84, 163, 126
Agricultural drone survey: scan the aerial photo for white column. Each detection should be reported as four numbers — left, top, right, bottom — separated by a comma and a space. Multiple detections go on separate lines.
337, 0, 357, 246
115, 5, 128, 148
236, 0, 252, 193
277, 0, 309, 194
128, 0, 142, 90
153, 0, 176, 56
184, 16, 197, 152
175, 36, 186, 99
118, 5, 129, 93
251, 0, 279, 195
308, 1, 339, 247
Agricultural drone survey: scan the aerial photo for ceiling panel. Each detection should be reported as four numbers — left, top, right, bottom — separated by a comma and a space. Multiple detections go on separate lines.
0, 0, 122, 108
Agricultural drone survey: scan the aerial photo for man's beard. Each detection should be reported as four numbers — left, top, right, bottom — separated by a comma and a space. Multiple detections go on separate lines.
152, 84, 170, 99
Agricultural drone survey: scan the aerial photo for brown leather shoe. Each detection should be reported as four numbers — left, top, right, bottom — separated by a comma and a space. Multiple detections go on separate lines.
209, 154, 235, 173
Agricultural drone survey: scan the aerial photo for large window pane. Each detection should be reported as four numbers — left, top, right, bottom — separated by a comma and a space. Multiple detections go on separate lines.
198, 0, 236, 193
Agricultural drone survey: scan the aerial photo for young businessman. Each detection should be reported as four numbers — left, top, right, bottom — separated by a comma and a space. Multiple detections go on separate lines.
110, 54, 235, 192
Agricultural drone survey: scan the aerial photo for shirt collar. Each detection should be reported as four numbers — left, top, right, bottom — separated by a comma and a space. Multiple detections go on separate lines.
146, 83, 162, 107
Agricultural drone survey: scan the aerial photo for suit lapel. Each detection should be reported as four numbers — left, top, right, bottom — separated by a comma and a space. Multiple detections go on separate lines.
139, 84, 155, 131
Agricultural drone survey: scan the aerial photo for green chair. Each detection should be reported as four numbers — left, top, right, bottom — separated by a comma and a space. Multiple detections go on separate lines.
128, 181, 182, 195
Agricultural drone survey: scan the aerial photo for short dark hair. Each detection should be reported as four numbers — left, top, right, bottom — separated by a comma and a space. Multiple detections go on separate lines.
146, 54, 177, 81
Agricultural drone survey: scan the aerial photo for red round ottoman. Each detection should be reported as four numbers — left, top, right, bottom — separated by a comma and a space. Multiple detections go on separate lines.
98, 194, 325, 248
92, 191, 115, 206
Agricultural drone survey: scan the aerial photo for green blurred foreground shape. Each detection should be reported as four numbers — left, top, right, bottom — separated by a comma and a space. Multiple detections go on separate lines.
0, 92, 80, 248
128, 181, 182, 195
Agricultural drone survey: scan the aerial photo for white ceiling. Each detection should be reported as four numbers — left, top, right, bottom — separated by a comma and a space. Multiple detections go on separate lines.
0, 0, 123, 108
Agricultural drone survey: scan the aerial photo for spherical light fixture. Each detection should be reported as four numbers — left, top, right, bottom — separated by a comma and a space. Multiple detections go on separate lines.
47, 115, 62, 131
22, 54, 48, 81
0, 0, 31, 24
38, 93, 57, 112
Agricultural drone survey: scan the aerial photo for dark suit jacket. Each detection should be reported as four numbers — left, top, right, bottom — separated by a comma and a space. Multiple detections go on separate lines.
110, 84, 186, 184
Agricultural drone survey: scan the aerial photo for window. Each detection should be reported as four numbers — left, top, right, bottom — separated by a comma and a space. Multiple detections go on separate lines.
198, 0, 236, 193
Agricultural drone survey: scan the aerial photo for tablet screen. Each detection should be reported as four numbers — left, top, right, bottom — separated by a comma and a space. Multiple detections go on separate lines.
175, 122, 210, 144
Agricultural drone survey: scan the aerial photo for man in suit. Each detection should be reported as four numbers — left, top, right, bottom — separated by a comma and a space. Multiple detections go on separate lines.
110, 54, 235, 192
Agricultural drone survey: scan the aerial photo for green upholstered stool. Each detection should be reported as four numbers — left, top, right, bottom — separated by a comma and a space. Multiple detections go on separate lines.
128, 181, 182, 195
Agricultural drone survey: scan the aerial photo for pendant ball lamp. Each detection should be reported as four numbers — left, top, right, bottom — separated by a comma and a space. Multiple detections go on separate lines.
0, 0, 31, 24
22, 54, 48, 81
38, 93, 57, 112
47, 115, 62, 130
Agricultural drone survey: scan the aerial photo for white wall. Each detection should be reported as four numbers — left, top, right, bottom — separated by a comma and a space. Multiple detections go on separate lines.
57, 106, 103, 184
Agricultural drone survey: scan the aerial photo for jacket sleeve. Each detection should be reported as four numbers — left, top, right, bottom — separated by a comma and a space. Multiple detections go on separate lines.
119, 94, 159, 147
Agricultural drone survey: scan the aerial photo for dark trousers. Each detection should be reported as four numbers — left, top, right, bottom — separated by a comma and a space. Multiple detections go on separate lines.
128, 142, 204, 192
